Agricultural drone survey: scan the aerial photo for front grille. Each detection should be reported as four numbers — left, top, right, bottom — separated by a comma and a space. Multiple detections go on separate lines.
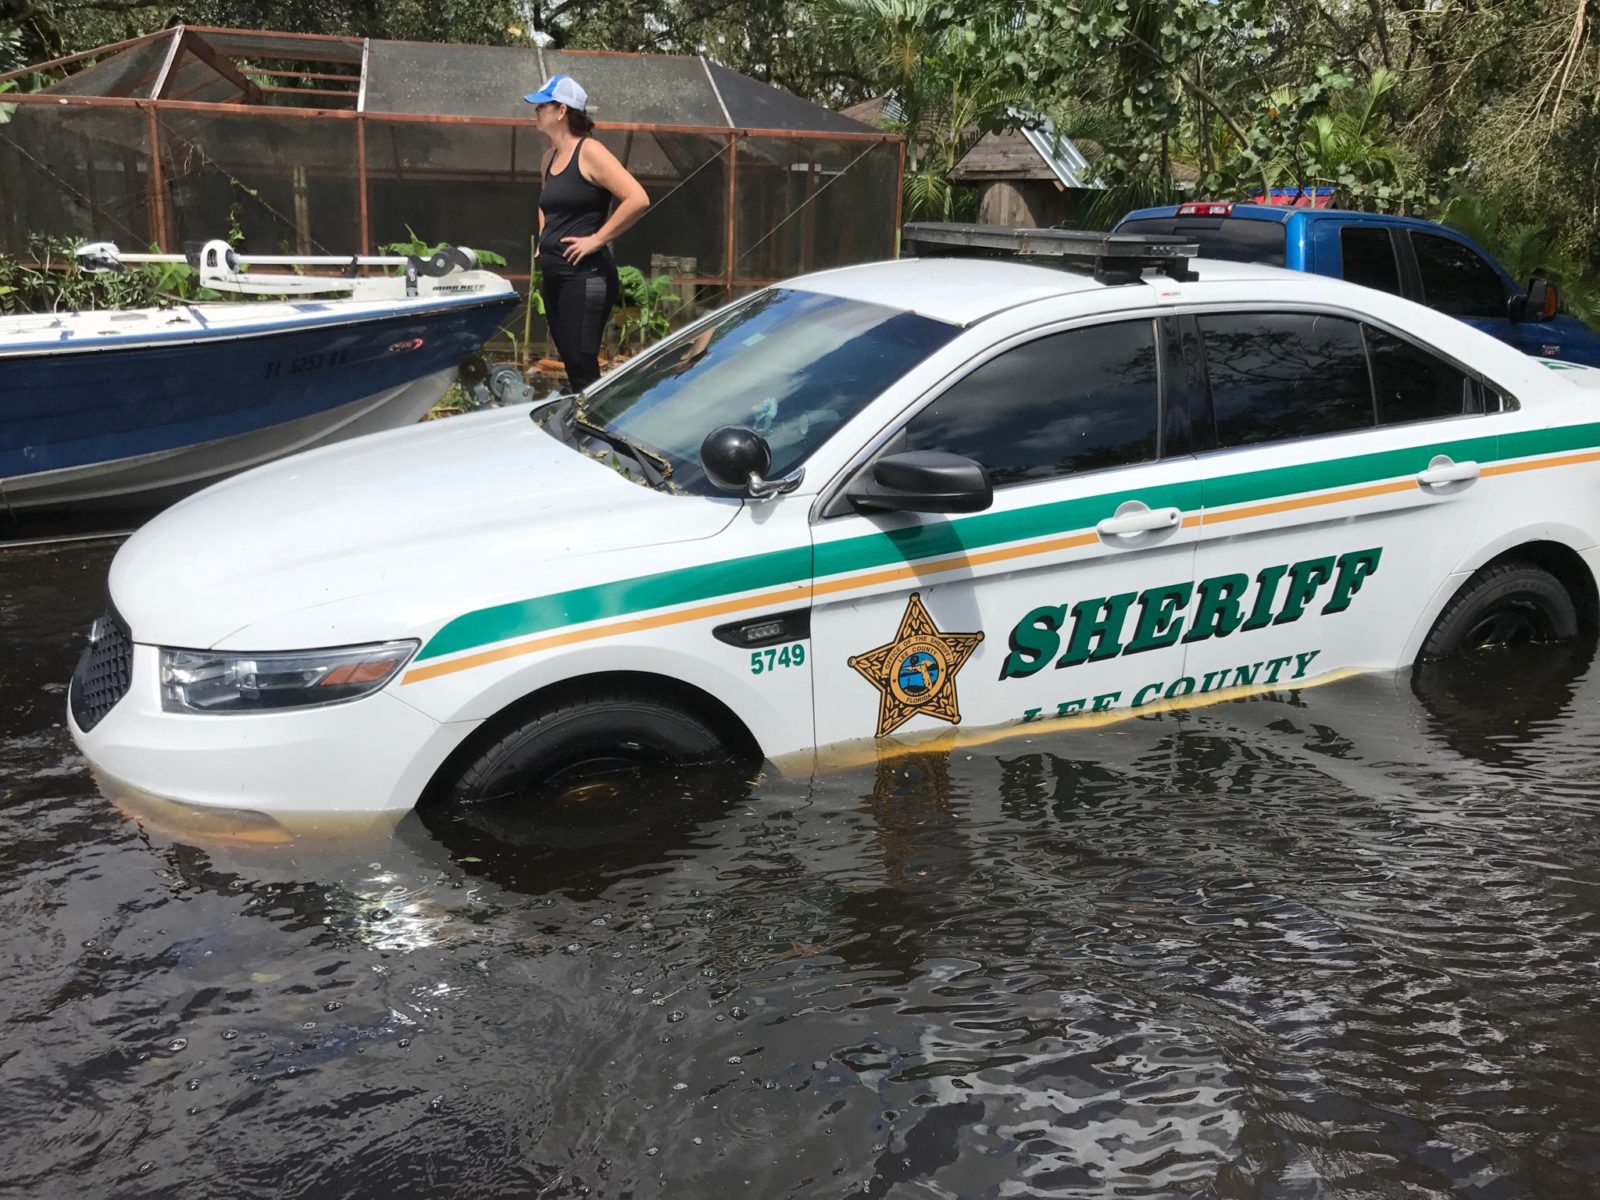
69, 607, 133, 733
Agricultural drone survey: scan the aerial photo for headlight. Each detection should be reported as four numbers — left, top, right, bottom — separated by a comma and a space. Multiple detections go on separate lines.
160, 641, 418, 714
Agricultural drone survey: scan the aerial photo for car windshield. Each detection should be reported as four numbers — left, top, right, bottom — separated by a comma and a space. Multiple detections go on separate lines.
575, 288, 960, 495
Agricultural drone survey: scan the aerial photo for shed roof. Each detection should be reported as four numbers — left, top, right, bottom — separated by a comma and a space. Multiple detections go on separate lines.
950, 112, 1099, 188
2, 26, 877, 134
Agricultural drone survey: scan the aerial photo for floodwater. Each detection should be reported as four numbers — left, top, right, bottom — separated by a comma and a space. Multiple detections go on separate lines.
5, 541, 1600, 1199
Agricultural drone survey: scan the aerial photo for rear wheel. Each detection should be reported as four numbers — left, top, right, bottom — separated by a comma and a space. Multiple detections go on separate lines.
448, 688, 726, 804
1420, 562, 1577, 660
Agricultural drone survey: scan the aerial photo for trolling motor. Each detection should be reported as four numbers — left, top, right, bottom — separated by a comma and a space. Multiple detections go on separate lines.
76, 239, 483, 298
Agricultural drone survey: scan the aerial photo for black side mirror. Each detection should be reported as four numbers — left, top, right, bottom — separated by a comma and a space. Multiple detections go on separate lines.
1513, 276, 1558, 322
700, 425, 770, 492
1531, 276, 1559, 321
848, 451, 993, 514
699, 424, 804, 498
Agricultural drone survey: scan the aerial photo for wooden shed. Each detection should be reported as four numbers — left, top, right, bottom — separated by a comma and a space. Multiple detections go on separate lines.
949, 117, 1099, 228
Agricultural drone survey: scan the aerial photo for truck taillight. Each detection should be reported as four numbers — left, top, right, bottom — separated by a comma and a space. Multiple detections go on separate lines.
1176, 202, 1232, 217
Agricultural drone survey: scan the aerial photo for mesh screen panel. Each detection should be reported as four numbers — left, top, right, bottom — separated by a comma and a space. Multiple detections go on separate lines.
182, 78, 249, 105
0, 105, 157, 249
541, 52, 727, 127
41, 35, 176, 98
196, 30, 363, 63
364, 42, 544, 118
156, 110, 360, 254
162, 55, 243, 104
599, 131, 730, 279
706, 60, 871, 134
734, 137, 898, 279
365, 119, 541, 270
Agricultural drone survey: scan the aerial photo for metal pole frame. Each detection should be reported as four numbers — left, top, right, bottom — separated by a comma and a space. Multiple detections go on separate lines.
725, 132, 738, 295
144, 104, 169, 249
357, 115, 371, 254
0, 94, 905, 142
894, 137, 907, 256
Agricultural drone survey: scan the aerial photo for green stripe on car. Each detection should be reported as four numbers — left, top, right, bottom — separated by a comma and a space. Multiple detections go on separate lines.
415, 423, 1600, 663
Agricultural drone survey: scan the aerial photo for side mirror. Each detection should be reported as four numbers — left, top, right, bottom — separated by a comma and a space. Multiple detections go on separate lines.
848, 451, 993, 514
1533, 276, 1560, 320
1514, 276, 1559, 322
699, 425, 803, 499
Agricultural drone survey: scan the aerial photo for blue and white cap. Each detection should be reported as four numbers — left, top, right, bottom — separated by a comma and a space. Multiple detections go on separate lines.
523, 74, 588, 111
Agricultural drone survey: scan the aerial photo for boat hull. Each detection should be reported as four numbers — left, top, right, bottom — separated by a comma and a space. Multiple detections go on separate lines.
1, 294, 516, 513
2, 368, 457, 512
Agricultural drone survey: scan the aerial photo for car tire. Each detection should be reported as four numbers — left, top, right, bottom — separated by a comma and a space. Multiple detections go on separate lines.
1420, 562, 1578, 660
448, 688, 727, 804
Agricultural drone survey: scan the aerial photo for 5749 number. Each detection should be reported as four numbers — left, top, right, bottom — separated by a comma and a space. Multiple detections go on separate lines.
750, 643, 806, 674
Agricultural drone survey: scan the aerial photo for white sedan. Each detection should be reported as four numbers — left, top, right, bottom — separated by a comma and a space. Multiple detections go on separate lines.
69, 225, 1600, 821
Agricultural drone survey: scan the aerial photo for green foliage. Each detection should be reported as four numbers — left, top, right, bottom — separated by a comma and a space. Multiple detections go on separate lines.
9, 0, 524, 65
379, 226, 508, 268
818, 0, 1025, 219
1017, 0, 1275, 193
1, 25, 22, 72
1253, 68, 1429, 212
614, 266, 680, 350
0, 236, 206, 314
1442, 193, 1600, 329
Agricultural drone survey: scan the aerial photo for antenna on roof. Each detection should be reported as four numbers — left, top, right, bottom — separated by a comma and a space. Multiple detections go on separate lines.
901, 222, 1199, 285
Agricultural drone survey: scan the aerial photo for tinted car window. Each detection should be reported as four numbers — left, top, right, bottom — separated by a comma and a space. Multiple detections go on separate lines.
1198, 313, 1373, 448
1366, 325, 1477, 425
1411, 232, 1506, 319
1116, 217, 1286, 267
1341, 227, 1401, 295
905, 320, 1160, 487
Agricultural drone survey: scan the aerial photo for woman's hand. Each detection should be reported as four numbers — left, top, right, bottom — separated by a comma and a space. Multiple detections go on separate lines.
561, 235, 605, 264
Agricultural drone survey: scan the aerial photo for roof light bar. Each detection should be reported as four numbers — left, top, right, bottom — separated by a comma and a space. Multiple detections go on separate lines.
901, 222, 1198, 285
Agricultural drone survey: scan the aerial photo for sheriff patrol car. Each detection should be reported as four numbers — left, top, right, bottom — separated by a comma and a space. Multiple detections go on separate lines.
69, 224, 1600, 817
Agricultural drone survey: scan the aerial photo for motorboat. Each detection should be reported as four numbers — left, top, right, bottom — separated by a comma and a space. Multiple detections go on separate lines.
0, 240, 519, 514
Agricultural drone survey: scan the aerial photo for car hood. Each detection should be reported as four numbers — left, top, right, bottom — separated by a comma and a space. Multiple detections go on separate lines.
111, 407, 741, 650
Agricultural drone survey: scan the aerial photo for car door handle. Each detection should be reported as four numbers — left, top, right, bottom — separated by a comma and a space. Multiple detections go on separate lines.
1096, 505, 1181, 537
1417, 457, 1480, 487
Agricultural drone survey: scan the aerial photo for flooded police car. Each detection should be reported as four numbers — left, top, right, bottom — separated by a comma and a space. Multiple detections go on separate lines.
69, 223, 1600, 819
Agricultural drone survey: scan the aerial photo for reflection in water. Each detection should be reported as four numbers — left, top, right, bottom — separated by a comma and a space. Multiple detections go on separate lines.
6, 544, 1600, 1196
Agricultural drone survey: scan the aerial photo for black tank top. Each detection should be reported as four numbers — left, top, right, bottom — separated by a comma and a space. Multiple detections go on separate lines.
538, 138, 612, 265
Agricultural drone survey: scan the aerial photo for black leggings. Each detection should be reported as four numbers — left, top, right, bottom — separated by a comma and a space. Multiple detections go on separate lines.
539, 255, 619, 394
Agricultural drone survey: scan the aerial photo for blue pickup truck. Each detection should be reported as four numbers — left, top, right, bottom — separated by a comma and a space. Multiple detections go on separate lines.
1114, 202, 1600, 367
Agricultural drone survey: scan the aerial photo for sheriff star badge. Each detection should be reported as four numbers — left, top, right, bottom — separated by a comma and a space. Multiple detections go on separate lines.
848, 592, 984, 739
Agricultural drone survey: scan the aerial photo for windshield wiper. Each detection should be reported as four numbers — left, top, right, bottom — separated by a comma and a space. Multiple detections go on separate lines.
533, 396, 672, 489
573, 413, 671, 488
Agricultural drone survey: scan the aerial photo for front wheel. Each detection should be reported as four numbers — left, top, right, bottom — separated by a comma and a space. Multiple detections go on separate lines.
1420, 562, 1577, 660
448, 688, 727, 804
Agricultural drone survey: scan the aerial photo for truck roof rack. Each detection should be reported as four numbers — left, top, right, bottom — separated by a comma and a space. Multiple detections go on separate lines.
901, 222, 1199, 285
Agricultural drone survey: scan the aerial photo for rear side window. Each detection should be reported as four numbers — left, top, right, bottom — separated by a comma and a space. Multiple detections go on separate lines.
1116, 217, 1286, 267
1341, 227, 1401, 295
1411, 233, 1506, 319
1366, 326, 1478, 424
905, 320, 1160, 487
1198, 313, 1373, 448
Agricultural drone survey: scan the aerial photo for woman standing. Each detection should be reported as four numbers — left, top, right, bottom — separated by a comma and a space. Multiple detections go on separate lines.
525, 74, 650, 393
